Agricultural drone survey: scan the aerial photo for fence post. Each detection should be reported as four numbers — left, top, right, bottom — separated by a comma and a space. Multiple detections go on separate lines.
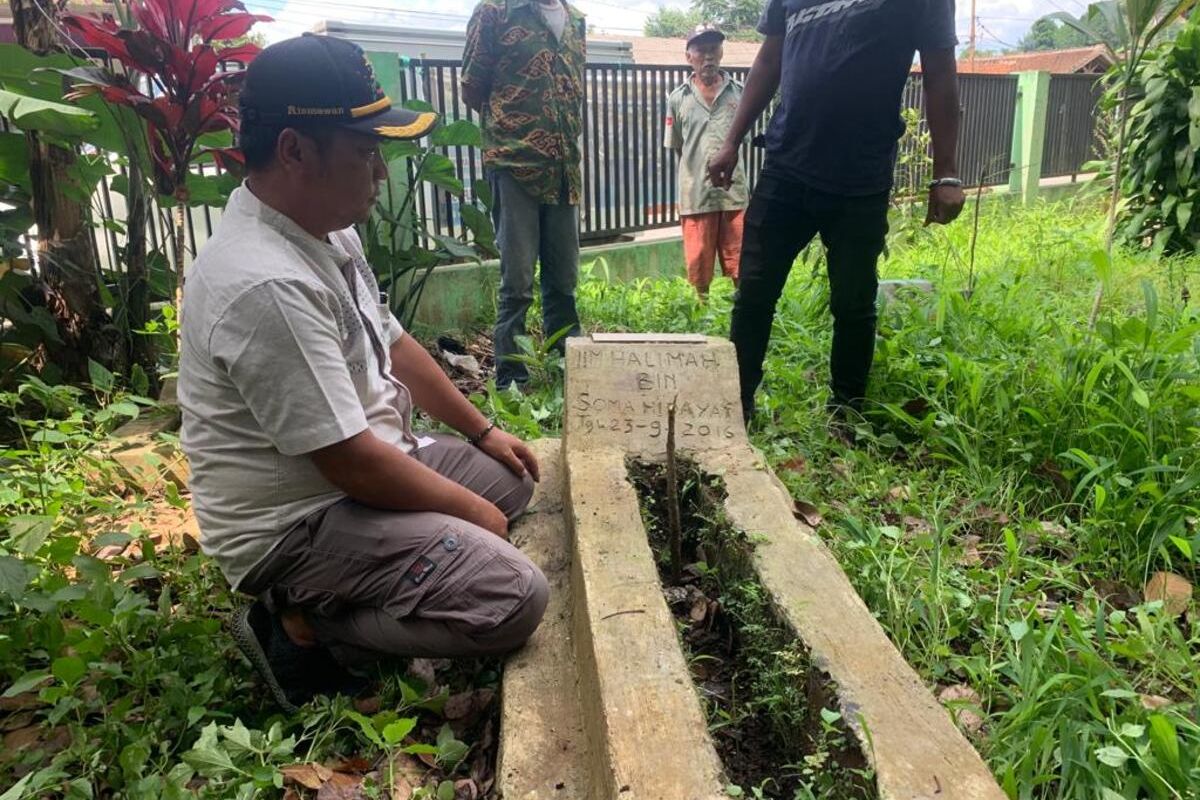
1008, 70, 1051, 204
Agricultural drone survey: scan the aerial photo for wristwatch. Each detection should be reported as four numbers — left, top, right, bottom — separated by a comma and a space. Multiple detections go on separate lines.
929, 177, 964, 189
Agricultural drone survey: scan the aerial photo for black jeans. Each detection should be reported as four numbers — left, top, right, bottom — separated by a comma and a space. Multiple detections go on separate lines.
730, 171, 889, 420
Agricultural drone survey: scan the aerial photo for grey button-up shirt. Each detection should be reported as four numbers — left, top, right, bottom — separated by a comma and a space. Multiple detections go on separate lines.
179, 185, 418, 589
664, 73, 749, 216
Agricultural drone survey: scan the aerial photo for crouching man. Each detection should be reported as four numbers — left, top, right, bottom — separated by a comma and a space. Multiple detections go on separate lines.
178, 34, 548, 711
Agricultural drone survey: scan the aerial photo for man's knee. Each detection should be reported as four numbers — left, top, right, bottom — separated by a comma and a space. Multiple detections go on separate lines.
490, 469, 534, 521
475, 562, 549, 654
509, 472, 535, 521
830, 291, 878, 327
503, 564, 550, 644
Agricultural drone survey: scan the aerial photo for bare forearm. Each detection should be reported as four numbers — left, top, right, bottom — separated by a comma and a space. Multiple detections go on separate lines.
722, 37, 781, 148
313, 431, 489, 519
390, 334, 489, 437
921, 50, 960, 178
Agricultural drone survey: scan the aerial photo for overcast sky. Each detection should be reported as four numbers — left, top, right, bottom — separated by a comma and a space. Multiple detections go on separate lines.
247, 0, 1094, 51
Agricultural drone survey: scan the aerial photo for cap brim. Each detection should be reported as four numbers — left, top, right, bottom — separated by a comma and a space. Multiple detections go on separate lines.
346, 106, 440, 140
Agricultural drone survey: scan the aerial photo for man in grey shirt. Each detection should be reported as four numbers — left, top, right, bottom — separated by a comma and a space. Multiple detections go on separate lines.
179, 35, 548, 711
665, 24, 748, 299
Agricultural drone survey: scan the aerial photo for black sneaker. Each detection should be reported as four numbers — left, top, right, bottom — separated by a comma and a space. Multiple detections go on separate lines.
232, 601, 370, 713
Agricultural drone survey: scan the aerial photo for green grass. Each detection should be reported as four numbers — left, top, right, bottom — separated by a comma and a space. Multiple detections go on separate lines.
490, 194, 1200, 799
1, 193, 1198, 798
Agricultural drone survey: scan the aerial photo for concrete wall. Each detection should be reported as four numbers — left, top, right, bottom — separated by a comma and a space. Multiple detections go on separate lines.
410, 236, 685, 334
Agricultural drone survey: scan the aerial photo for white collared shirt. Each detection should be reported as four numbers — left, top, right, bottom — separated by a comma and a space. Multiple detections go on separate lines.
179, 185, 416, 588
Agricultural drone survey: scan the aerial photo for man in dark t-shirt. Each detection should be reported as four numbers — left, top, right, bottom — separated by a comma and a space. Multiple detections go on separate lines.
708, 0, 964, 429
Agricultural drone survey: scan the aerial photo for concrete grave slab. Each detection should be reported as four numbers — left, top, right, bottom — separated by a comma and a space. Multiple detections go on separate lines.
496, 439, 591, 799
561, 334, 1005, 799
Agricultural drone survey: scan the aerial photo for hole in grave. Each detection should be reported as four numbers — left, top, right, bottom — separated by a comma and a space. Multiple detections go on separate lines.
628, 458, 878, 800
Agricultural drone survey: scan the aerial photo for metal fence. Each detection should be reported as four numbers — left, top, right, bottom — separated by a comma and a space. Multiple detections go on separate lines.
393, 62, 1104, 244
1042, 73, 1105, 179
9, 59, 1105, 269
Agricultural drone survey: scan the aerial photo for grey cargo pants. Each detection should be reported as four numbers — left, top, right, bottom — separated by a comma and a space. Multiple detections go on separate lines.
241, 434, 548, 666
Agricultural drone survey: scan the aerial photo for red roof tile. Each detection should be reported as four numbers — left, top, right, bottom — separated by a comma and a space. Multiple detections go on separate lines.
956, 45, 1113, 75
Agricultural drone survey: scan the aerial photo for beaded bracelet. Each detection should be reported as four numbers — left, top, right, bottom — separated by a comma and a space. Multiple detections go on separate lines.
467, 422, 495, 446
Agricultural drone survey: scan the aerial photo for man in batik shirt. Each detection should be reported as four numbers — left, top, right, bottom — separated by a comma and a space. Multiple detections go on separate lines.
462, 0, 586, 389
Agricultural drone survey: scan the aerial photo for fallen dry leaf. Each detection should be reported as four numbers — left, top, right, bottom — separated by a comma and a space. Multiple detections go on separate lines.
444, 691, 476, 720
280, 764, 325, 790
353, 695, 381, 715
959, 535, 983, 567
792, 500, 823, 528
315, 771, 365, 800
1139, 694, 1173, 711
778, 456, 807, 474
444, 688, 495, 722
1143, 572, 1193, 617
689, 597, 708, 623
3, 726, 41, 753
454, 778, 480, 800
0, 692, 44, 713
0, 711, 35, 733
1038, 520, 1067, 538
902, 515, 933, 538
887, 485, 911, 502
3, 725, 70, 757
323, 758, 367, 775
938, 684, 984, 734
283, 789, 302, 800
389, 752, 427, 799
94, 544, 128, 560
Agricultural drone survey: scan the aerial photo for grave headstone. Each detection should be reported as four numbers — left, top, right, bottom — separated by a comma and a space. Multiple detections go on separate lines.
564, 335, 744, 456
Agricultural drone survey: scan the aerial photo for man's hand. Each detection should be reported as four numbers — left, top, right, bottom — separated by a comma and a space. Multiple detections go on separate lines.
478, 428, 541, 482
465, 495, 509, 539
707, 143, 739, 189
925, 183, 965, 226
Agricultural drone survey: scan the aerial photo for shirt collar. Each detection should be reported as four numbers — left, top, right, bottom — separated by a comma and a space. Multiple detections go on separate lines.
228, 183, 353, 271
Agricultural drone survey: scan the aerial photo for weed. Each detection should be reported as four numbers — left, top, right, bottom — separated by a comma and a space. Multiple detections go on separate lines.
532, 196, 1198, 798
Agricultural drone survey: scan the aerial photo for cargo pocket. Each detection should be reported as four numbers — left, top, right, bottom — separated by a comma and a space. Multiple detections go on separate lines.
380, 525, 469, 621
414, 534, 532, 629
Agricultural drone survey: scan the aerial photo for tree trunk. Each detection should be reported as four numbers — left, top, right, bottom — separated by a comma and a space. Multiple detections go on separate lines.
173, 201, 185, 343
9, 0, 120, 378
124, 158, 157, 392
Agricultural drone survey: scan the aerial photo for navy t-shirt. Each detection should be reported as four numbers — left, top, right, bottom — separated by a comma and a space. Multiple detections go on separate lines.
758, 0, 957, 195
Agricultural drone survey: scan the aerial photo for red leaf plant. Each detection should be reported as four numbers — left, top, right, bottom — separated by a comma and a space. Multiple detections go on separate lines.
60, 0, 270, 202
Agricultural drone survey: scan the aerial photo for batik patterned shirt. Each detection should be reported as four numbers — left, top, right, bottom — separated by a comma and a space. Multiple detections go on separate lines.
462, 0, 586, 205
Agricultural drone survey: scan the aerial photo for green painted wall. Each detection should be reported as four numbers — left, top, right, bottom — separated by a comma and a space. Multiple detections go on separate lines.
1009, 71, 1052, 205
410, 236, 685, 334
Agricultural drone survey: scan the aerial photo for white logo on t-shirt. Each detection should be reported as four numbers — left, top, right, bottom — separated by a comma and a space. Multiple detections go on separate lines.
786, 0, 878, 33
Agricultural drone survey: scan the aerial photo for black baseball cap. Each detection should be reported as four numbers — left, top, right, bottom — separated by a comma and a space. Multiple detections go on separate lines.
686, 23, 725, 47
240, 34, 439, 140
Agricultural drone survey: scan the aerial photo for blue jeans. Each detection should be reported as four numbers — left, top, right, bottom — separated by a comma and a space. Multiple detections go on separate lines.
490, 170, 581, 388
